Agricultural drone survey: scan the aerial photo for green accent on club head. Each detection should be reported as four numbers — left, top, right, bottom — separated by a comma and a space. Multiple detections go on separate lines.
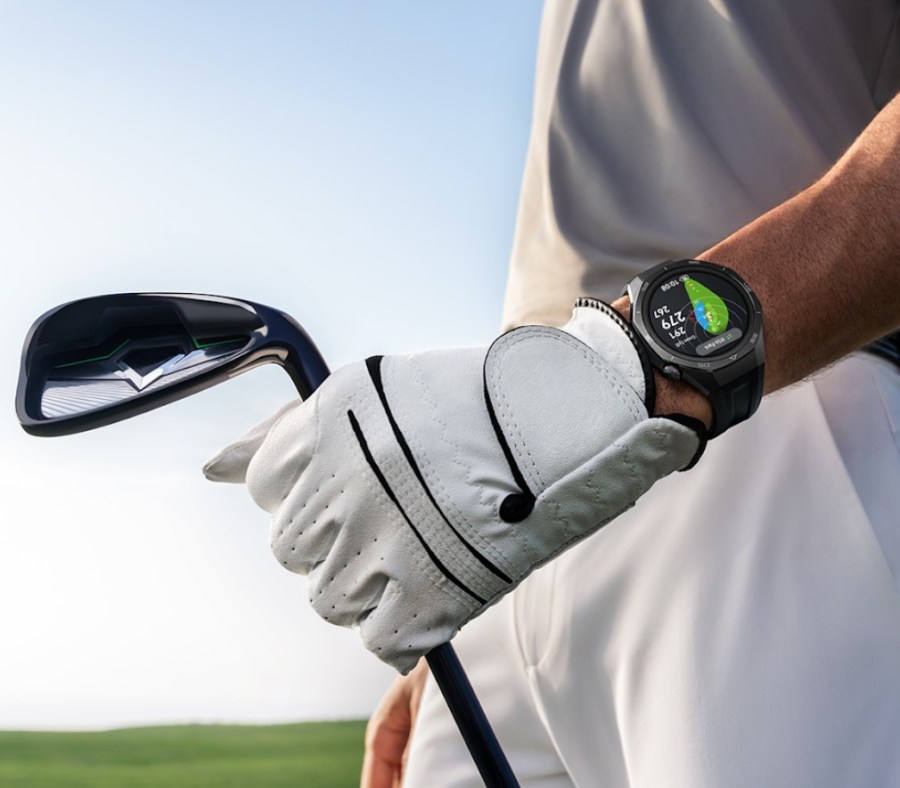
53, 335, 244, 370
54, 339, 131, 369
191, 336, 246, 350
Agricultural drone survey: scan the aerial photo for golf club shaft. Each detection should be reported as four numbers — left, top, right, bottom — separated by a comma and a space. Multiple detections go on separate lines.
426, 643, 519, 787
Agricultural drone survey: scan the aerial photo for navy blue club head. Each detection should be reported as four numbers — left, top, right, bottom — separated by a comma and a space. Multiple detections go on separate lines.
16, 293, 329, 436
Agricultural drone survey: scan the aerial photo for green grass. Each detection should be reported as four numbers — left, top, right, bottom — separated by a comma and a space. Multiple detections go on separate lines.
0, 721, 366, 787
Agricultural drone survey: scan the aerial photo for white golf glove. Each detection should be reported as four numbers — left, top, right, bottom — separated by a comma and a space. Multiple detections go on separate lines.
204, 300, 704, 673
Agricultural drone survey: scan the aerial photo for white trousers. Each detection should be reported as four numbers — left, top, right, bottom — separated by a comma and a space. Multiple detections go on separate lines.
404, 354, 900, 787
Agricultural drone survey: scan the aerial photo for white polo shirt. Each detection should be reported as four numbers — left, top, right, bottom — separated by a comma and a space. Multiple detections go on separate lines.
503, 0, 900, 329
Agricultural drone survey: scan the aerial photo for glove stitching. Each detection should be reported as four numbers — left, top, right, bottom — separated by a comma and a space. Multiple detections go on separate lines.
448, 447, 525, 572
621, 438, 641, 498
648, 418, 695, 474
368, 361, 509, 598
494, 327, 644, 423
543, 453, 603, 546
373, 426, 471, 591
384, 367, 472, 580
366, 356, 514, 591
487, 343, 544, 491
487, 328, 645, 492
377, 431, 503, 601
403, 358, 518, 574
539, 500, 635, 573
540, 419, 678, 546
353, 434, 475, 617
352, 394, 478, 611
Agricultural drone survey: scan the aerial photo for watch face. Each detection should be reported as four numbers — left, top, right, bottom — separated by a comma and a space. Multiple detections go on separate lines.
647, 270, 750, 358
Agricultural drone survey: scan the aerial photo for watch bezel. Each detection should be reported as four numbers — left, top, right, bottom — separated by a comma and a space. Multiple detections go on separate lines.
628, 259, 764, 375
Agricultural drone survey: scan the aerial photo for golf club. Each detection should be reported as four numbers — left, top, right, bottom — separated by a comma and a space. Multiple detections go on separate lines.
16, 292, 519, 787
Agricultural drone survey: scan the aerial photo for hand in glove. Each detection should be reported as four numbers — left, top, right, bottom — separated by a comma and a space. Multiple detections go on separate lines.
203, 300, 705, 673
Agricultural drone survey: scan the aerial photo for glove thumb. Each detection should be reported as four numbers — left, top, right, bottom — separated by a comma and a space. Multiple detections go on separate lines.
202, 399, 303, 483
534, 416, 703, 551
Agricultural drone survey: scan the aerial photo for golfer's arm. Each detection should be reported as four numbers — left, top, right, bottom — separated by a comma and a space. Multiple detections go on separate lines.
616, 91, 900, 427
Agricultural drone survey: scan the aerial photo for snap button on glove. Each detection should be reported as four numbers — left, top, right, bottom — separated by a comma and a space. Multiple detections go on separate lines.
204, 300, 703, 673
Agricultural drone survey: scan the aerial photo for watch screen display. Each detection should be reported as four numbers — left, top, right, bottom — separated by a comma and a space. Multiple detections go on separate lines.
647, 271, 749, 357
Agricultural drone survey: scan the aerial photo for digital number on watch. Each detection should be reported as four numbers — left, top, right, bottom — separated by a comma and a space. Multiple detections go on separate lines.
646, 271, 750, 359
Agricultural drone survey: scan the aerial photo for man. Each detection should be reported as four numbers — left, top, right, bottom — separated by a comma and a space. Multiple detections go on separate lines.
206, 2, 900, 785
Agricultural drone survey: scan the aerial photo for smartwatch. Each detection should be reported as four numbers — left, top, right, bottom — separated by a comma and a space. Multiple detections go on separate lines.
627, 259, 765, 438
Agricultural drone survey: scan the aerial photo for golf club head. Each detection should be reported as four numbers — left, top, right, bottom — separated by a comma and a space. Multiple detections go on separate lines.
16, 293, 329, 436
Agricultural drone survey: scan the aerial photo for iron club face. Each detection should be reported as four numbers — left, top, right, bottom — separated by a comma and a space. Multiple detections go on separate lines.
15, 293, 329, 436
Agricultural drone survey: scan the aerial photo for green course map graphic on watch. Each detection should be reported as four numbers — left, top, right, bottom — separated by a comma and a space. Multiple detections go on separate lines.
683, 277, 728, 335
647, 271, 750, 358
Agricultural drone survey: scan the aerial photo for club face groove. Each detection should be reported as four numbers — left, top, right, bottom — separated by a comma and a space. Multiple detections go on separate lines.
16, 292, 329, 436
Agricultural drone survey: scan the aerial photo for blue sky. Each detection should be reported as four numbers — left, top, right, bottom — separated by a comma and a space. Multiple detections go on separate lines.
0, 1, 544, 728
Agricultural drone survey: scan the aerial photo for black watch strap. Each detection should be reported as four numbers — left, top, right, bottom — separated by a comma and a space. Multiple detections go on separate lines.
706, 363, 765, 438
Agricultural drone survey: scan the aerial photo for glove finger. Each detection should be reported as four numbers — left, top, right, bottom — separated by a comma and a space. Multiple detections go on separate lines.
203, 399, 304, 484
307, 560, 391, 629
357, 580, 469, 675
245, 396, 319, 512
269, 395, 405, 576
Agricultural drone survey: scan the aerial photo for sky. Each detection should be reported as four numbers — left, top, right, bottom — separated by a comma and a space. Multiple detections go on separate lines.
0, 0, 545, 729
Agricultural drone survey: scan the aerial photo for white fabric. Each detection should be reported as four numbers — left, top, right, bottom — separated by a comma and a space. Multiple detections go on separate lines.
404, 354, 900, 786
204, 305, 700, 673
504, 0, 900, 329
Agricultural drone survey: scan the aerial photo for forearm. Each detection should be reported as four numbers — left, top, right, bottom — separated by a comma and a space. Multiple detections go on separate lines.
705, 92, 900, 391
616, 92, 900, 426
